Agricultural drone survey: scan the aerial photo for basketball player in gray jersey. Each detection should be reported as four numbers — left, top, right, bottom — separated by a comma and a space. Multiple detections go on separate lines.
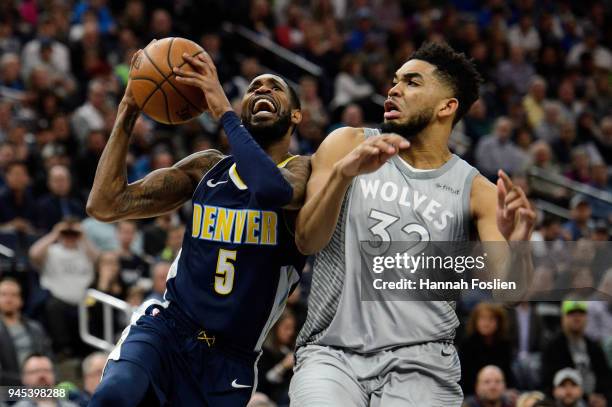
289, 42, 535, 406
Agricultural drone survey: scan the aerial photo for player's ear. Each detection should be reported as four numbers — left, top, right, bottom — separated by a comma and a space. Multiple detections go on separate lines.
438, 98, 458, 120
291, 109, 302, 125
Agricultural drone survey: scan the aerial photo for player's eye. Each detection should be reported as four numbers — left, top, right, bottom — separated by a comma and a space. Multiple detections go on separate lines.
272, 86, 281, 91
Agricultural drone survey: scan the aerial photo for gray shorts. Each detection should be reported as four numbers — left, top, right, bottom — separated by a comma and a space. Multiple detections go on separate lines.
289, 342, 463, 407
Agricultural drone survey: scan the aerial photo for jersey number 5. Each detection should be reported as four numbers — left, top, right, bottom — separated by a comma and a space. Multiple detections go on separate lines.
214, 249, 237, 295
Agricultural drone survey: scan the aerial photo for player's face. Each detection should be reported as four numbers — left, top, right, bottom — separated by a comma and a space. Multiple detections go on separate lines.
381, 59, 452, 138
241, 74, 298, 148
241, 74, 292, 127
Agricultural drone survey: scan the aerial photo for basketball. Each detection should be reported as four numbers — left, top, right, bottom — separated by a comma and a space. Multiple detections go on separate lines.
129, 37, 208, 124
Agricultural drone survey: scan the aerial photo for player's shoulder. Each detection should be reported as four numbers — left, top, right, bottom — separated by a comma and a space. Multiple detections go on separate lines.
313, 127, 366, 163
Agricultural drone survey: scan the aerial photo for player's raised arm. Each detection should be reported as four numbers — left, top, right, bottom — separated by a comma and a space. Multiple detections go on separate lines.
295, 128, 409, 255
471, 169, 536, 299
175, 52, 310, 209
86, 48, 224, 222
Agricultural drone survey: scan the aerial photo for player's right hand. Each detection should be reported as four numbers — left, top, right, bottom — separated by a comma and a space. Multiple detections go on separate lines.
335, 134, 409, 178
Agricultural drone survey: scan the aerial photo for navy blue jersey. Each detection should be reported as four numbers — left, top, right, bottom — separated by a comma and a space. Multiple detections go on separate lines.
165, 155, 306, 352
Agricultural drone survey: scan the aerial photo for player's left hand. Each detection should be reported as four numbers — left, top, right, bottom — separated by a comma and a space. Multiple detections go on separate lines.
174, 52, 232, 120
496, 169, 536, 241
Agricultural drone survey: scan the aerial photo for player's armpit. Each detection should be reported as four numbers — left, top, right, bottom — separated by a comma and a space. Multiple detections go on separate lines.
88, 149, 224, 221
280, 156, 312, 210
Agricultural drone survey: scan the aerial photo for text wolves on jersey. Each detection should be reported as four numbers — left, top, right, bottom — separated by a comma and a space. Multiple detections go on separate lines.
191, 204, 278, 245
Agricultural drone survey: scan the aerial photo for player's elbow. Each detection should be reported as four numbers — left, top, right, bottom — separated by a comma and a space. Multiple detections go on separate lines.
86, 197, 118, 223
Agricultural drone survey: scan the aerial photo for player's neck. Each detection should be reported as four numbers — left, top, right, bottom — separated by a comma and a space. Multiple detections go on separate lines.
264, 138, 292, 164
398, 134, 452, 169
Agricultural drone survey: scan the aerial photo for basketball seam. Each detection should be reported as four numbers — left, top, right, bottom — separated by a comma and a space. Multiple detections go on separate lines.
143, 46, 204, 118
131, 77, 163, 111
167, 37, 175, 73
160, 86, 171, 124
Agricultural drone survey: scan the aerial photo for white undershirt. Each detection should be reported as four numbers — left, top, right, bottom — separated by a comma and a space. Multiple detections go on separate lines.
397, 157, 436, 173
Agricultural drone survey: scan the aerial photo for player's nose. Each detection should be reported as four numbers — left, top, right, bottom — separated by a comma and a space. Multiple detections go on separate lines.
254, 86, 272, 94
388, 83, 401, 98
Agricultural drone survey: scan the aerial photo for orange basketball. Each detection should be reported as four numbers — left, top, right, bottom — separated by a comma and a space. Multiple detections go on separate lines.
129, 37, 208, 124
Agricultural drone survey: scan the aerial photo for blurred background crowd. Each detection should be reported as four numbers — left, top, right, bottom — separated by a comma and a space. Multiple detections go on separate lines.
0, 0, 611, 406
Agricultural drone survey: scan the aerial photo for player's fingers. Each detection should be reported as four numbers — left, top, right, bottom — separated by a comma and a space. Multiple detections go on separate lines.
379, 134, 410, 150
172, 67, 204, 80
498, 169, 513, 192
174, 76, 202, 87
182, 53, 209, 74
370, 139, 397, 155
506, 198, 528, 213
197, 52, 216, 72
497, 178, 506, 210
504, 188, 520, 206
147, 38, 157, 47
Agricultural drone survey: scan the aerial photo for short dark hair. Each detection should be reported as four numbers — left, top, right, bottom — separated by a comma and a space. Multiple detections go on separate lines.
409, 42, 482, 125
280, 76, 301, 110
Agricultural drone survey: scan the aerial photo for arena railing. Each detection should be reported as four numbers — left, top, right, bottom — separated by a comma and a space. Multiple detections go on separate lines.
78, 288, 133, 352
221, 22, 385, 107
527, 166, 612, 205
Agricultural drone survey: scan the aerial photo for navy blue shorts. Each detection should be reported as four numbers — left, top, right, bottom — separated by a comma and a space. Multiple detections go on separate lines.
104, 301, 258, 406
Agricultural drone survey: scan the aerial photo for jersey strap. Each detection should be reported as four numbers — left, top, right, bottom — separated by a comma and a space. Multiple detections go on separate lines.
229, 155, 300, 190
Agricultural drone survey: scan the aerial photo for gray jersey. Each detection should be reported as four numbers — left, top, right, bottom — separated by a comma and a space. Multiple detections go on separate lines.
297, 128, 479, 353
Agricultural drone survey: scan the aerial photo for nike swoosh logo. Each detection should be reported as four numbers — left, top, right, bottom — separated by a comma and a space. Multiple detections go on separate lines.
207, 179, 228, 187
231, 379, 251, 389
441, 349, 453, 357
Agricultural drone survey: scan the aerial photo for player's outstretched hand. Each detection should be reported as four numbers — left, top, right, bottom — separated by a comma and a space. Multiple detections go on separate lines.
336, 134, 410, 178
173, 52, 232, 120
496, 169, 536, 241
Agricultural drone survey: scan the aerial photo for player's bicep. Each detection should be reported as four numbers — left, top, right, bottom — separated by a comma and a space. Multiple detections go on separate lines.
117, 149, 224, 219
471, 175, 505, 242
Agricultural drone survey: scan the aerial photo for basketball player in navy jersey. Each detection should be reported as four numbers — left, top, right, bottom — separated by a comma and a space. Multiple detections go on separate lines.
87, 46, 310, 406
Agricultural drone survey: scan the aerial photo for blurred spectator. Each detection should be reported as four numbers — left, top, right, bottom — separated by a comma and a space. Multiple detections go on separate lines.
562, 196, 593, 241
35, 165, 85, 232
464, 99, 493, 144
585, 270, 612, 344
551, 122, 578, 167
475, 117, 528, 180
91, 251, 125, 299
557, 81, 581, 125
496, 46, 535, 96
143, 214, 173, 257
159, 224, 184, 262
247, 0, 276, 39
145, 261, 170, 302
21, 15, 70, 79
68, 351, 107, 407
13, 353, 78, 407
463, 365, 513, 407
535, 102, 563, 143
566, 27, 612, 71
330, 55, 374, 113
508, 302, 544, 390
0, 53, 24, 91
523, 76, 547, 130
459, 303, 516, 396
551, 368, 586, 407
225, 57, 262, 102
71, 81, 108, 145
508, 14, 541, 55
258, 310, 296, 405
298, 76, 328, 130
541, 301, 611, 403
29, 218, 98, 355
587, 163, 612, 220
147, 9, 175, 43
76, 129, 107, 190
0, 278, 52, 386
0, 161, 36, 235
115, 220, 147, 286
594, 116, 612, 163
71, 0, 115, 35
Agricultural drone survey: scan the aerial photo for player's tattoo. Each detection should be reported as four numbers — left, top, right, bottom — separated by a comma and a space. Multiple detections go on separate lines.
87, 98, 224, 221
281, 155, 312, 210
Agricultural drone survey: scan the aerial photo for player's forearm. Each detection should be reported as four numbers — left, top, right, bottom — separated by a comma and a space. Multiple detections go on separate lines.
221, 111, 293, 207
295, 165, 353, 255
487, 242, 534, 302
86, 100, 139, 221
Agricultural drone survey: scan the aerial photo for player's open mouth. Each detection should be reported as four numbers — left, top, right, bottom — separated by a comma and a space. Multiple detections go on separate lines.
384, 99, 401, 120
251, 97, 278, 118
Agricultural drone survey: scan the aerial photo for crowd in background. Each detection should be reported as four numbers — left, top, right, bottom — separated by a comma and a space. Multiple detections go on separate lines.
0, 0, 611, 406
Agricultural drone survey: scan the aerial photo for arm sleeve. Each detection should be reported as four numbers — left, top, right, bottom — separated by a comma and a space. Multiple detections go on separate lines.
220, 111, 293, 207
